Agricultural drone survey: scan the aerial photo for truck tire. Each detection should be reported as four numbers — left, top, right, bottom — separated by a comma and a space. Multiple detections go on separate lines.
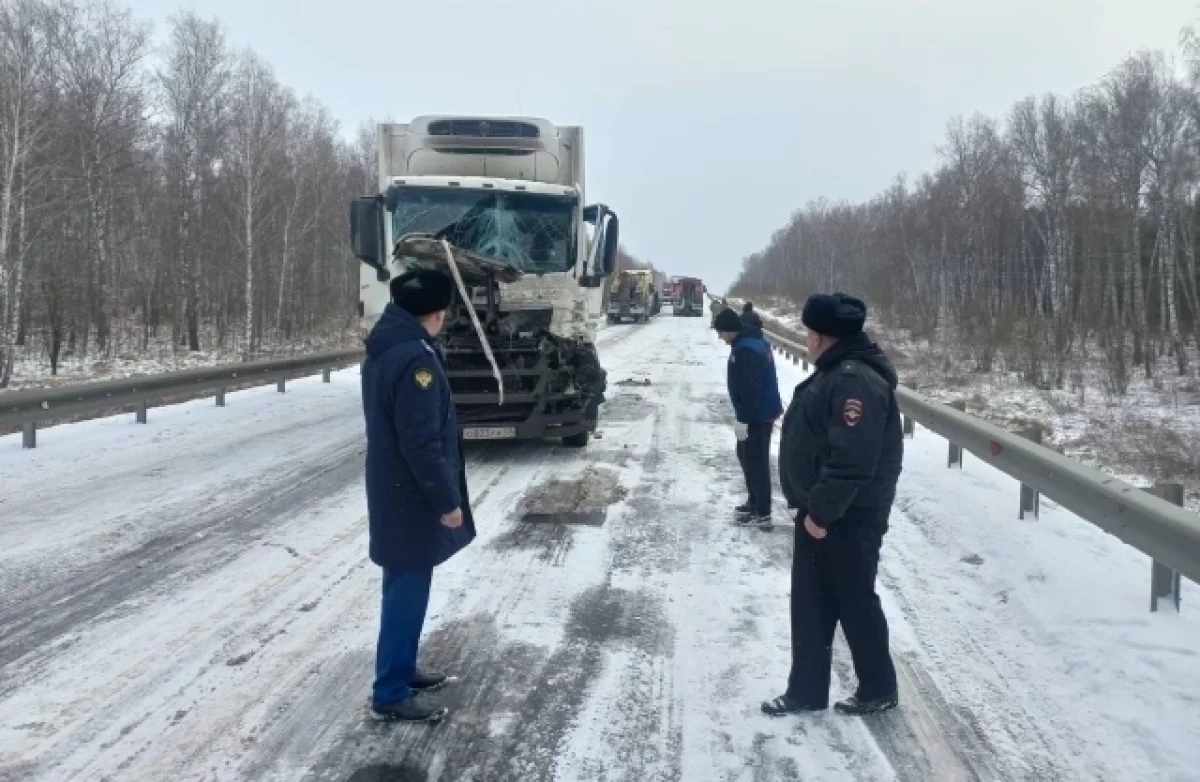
562, 430, 590, 448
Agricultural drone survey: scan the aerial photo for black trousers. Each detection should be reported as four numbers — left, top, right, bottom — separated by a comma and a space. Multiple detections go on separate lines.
736, 422, 774, 516
787, 508, 897, 705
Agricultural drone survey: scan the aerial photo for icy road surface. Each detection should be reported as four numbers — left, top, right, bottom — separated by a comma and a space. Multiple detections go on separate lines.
1, 316, 1199, 781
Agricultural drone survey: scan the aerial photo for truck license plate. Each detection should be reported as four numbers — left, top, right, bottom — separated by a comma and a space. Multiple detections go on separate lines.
463, 426, 517, 440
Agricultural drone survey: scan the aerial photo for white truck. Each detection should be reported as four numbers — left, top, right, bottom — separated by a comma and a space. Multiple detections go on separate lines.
349, 116, 620, 446
650, 269, 667, 316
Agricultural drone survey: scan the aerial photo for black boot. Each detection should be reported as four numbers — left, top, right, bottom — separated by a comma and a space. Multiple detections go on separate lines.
736, 513, 773, 530
761, 694, 826, 717
834, 693, 898, 716
371, 695, 448, 723
411, 669, 450, 693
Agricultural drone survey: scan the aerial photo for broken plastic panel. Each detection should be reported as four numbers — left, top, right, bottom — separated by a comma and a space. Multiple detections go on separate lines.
391, 235, 523, 285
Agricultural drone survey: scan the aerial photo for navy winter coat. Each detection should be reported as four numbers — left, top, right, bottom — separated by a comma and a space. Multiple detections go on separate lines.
727, 328, 784, 424
362, 303, 475, 569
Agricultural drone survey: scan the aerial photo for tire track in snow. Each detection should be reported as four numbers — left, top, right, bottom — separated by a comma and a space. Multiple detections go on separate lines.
0, 438, 365, 684
294, 457, 629, 779
866, 499, 1078, 781
292, 322, 681, 781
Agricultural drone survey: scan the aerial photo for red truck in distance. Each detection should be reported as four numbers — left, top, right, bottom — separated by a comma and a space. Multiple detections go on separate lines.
671, 276, 706, 317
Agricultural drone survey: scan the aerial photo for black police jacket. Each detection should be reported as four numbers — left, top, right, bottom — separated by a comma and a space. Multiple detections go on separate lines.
779, 333, 903, 529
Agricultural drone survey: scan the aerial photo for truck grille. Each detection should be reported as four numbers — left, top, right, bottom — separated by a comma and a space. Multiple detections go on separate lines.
444, 344, 583, 426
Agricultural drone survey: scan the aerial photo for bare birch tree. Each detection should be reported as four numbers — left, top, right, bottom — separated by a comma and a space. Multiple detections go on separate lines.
158, 12, 230, 352
0, 0, 56, 386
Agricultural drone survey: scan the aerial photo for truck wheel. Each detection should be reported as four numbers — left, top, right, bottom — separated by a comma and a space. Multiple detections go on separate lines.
563, 431, 590, 448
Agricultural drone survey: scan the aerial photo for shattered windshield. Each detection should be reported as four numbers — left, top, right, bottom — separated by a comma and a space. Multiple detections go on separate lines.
389, 187, 577, 274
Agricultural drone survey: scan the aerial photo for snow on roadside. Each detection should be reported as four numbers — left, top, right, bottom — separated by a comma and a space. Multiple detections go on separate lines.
2, 331, 359, 393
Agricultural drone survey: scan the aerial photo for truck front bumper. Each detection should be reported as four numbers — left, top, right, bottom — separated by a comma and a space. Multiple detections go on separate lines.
445, 342, 604, 442
460, 417, 592, 441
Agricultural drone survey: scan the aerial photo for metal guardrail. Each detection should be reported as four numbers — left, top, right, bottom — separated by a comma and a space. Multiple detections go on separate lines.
755, 317, 1200, 612
1, 348, 363, 448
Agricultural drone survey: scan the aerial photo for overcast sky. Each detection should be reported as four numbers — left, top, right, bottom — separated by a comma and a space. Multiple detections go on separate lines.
128, 0, 1197, 293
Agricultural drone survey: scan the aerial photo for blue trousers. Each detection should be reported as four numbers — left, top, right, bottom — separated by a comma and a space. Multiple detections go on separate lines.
372, 566, 433, 708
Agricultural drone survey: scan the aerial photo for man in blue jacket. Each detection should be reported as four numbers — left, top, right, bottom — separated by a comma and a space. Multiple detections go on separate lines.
361, 268, 476, 723
714, 307, 783, 528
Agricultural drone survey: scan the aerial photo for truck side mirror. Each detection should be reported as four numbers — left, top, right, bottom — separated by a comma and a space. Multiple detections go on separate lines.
580, 204, 618, 288
350, 196, 390, 281
599, 211, 619, 275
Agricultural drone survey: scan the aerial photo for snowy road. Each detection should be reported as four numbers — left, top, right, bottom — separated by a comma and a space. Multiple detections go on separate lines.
2, 316, 1199, 781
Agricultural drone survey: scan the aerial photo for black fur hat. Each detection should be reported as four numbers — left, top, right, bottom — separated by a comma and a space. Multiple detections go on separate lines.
390, 269, 455, 317
801, 293, 867, 338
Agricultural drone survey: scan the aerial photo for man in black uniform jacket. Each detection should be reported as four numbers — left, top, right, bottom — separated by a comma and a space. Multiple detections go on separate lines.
763, 292, 903, 718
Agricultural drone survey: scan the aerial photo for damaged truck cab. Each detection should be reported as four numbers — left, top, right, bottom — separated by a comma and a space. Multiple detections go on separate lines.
349, 116, 619, 447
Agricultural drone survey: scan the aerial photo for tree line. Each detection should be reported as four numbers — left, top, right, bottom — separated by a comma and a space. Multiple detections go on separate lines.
0, 0, 370, 387
731, 31, 1200, 395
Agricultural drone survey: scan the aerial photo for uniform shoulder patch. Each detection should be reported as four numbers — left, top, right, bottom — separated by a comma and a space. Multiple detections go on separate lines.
843, 397, 864, 427
413, 366, 434, 391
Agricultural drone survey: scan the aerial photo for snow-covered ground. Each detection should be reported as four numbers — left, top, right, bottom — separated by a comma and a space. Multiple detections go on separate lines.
1, 315, 1198, 780
2, 330, 359, 393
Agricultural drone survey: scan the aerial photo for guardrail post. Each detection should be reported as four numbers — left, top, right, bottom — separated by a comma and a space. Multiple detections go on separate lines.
22, 422, 36, 449
216, 387, 226, 407
1145, 483, 1184, 613
277, 379, 286, 393
947, 401, 966, 468
903, 415, 915, 438
1019, 427, 1042, 519
136, 401, 148, 425
323, 368, 331, 383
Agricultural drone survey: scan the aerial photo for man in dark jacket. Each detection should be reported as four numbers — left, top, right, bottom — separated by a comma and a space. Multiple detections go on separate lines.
741, 301, 764, 331
361, 268, 476, 723
713, 307, 783, 528
762, 292, 903, 718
